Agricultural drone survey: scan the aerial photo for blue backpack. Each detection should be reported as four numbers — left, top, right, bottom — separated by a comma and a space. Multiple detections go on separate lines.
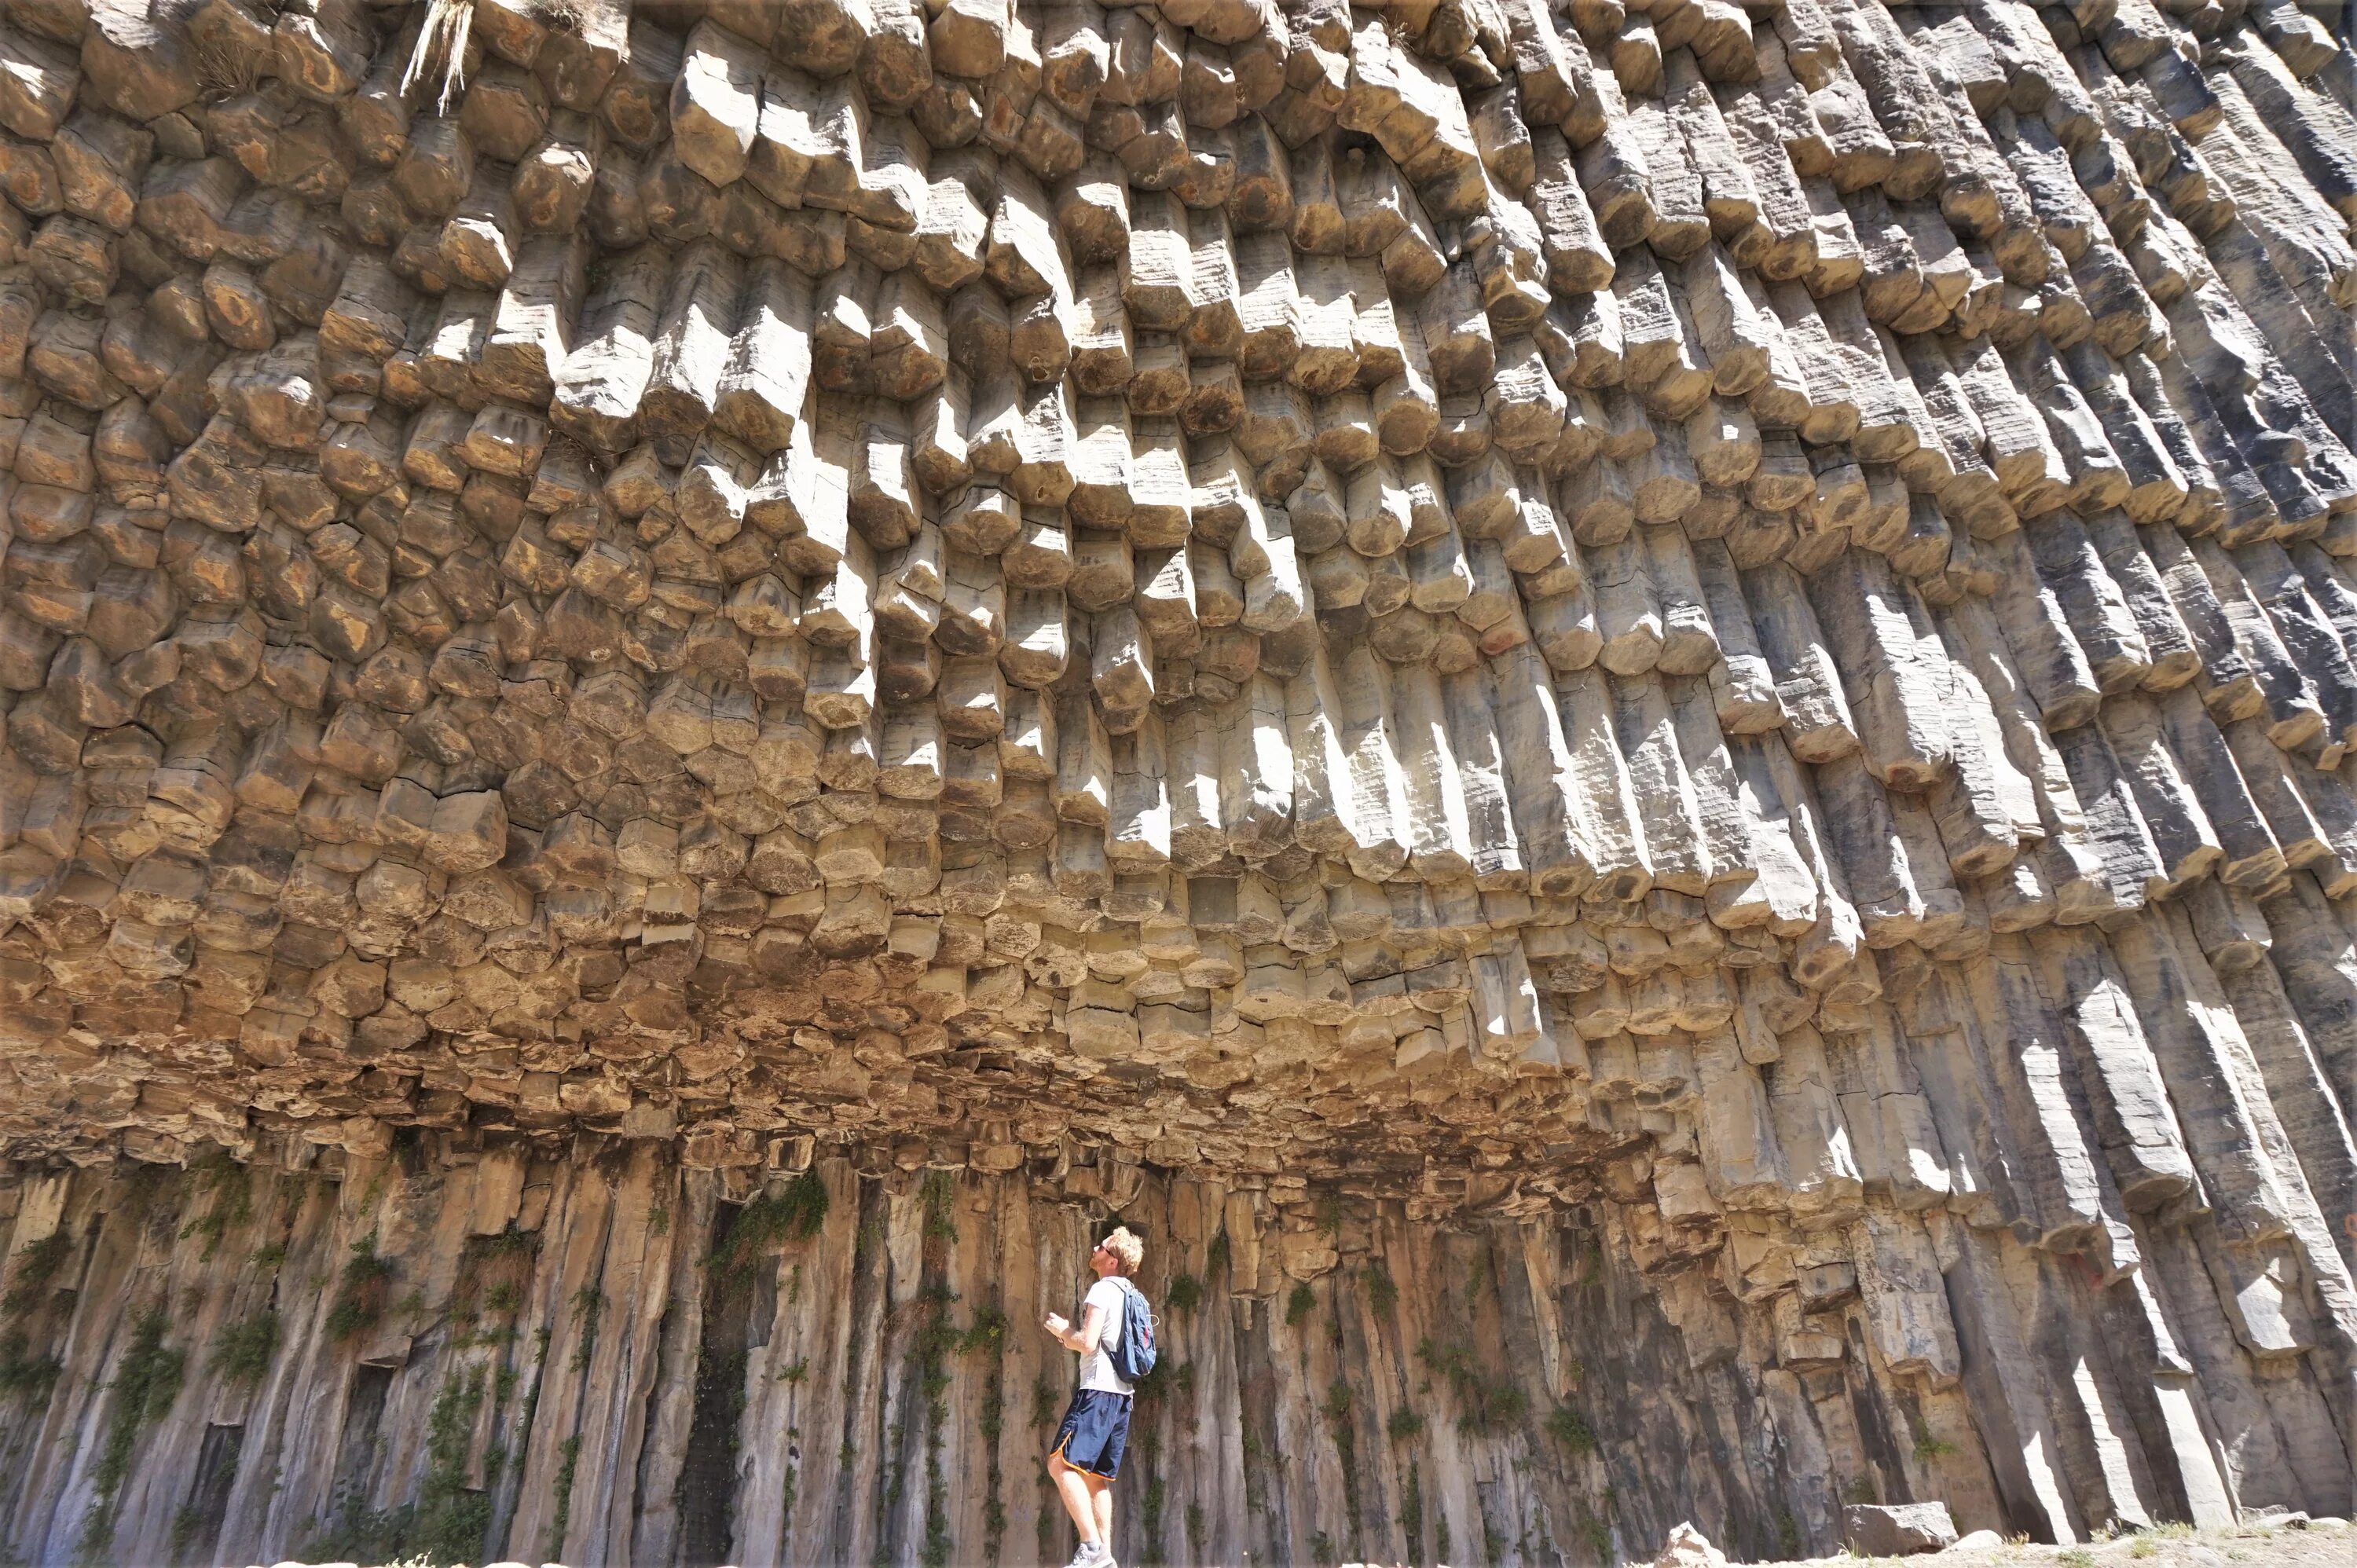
1105, 1278, 1158, 1383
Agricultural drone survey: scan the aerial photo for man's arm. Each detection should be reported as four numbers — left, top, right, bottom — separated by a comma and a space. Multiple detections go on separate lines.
1043, 1302, 1104, 1354
1062, 1302, 1104, 1355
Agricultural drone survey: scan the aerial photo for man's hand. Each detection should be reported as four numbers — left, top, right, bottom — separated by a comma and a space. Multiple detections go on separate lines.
1043, 1311, 1071, 1339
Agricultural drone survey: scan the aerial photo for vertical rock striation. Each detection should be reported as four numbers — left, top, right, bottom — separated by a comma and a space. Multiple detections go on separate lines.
0, 0, 2351, 1557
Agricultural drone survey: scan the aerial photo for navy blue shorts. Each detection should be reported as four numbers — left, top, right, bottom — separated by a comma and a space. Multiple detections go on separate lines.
1051, 1388, 1133, 1478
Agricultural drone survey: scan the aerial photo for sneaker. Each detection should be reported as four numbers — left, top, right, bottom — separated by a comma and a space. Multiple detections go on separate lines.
1064, 1541, 1106, 1568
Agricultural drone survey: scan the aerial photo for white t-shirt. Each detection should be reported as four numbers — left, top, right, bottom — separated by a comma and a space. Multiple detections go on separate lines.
1077, 1276, 1133, 1395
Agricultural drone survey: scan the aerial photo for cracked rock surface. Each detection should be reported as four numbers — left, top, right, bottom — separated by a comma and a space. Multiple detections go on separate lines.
0, 0, 2352, 1556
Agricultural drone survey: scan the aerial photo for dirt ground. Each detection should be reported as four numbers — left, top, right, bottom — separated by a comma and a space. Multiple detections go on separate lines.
1737, 1517, 2357, 1567
247, 1519, 2357, 1567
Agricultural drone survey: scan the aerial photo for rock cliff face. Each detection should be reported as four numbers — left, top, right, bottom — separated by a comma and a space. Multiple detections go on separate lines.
0, 0, 2352, 1558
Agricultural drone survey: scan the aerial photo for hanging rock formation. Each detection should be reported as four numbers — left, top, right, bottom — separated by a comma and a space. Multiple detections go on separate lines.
0, 0, 2352, 1558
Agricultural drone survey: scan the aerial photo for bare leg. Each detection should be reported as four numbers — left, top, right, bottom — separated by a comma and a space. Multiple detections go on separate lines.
1090, 1473, 1113, 1548
1048, 1450, 1101, 1544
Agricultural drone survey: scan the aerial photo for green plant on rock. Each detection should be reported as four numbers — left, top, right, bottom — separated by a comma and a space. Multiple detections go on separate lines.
1414, 1338, 1528, 1434
295, 1504, 412, 1568
971, 1292, 1010, 1564
78, 1307, 185, 1562
1030, 1376, 1058, 1432
1325, 1377, 1363, 1537
905, 1265, 966, 1568
475, 1224, 533, 1256
1907, 1411, 1956, 1460
326, 1233, 394, 1343
3, 1231, 71, 1318
1285, 1281, 1316, 1327
1239, 1427, 1270, 1515
958, 1303, 1007, 1356
1165, 1271, 1203, 1316
0, 1328, 62, 1401
707, 1171, 829, 1284
920, 1169, 959, 1241
1387, 1405, 1425, 1442
568, 1286, 603, 1372
169, 1500, 208, 1559
412, 1365, 493, 1567
978, 1477, 1004, 1552
880, 1414, 908, 1539
1545, 1404, 1595, 1455
211, 1311, 280, 1388
1139, 1476, 1166, 1567
179, 1154, 252, 1261
1362, 1262, 1398, 1315
548, 1434, 584, 1559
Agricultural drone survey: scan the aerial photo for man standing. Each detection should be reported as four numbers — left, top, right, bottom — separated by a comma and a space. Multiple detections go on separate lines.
1042, 1225, 1146, 1568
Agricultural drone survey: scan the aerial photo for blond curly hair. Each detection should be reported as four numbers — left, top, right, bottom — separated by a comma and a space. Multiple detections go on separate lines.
1099, 1226, 1144, 1277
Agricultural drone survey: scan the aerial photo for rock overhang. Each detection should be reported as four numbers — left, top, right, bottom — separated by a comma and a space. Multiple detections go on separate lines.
0, 0, 2346, 1256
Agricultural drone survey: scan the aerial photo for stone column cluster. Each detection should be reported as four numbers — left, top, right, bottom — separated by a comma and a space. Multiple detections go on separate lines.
0, 0, 2352, 1555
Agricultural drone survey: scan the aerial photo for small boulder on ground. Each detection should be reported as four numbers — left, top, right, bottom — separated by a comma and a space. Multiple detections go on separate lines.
1949, 1528, 2006, 1551
1843, 1501, 1959, 1556
1653, 1522, 1728, 1566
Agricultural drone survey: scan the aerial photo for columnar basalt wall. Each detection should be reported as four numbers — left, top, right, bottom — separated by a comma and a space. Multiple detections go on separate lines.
0, 0, 2352, 1557
0, 1148, 2333, 1568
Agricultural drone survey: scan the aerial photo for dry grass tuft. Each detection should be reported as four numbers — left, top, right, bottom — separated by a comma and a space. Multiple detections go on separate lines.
533, 0, 591, 38
189, 28, 261, 97
401, 0, 476, 114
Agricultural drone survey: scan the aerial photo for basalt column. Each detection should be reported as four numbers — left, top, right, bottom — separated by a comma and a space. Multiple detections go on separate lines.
0, 0, 2354, 1560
